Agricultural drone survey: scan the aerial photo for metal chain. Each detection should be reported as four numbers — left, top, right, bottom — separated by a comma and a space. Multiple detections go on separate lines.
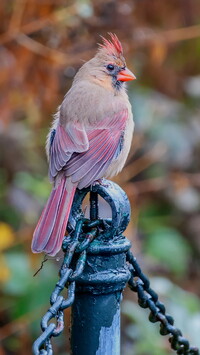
32, 180, 199, 355
126, 250, 199, 355
32, 218, 101, 355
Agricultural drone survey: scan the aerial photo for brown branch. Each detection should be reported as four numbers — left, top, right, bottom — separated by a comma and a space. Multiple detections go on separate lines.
16, 34, 71, 64
134, 24, 200, 47
122, 172, 200, 196
1, 6, 200, 50
118, 142, 167, 183
0, 306, 45, 341
132, 177, 168, 194
161, 24, 200, 43
0, 6, 76, 46
15, 33, 94, 65
0, 18, 50, 45
8, 0, 27, 32
184, 173, 200, 187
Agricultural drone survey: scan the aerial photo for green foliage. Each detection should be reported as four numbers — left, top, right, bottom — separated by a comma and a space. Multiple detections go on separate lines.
139, 200, 192, 276
123, 300, 170, 355
122, 278, 200, 355
14, 171, 51, 201
145, 227, 191, 276
3, 252, 58, 319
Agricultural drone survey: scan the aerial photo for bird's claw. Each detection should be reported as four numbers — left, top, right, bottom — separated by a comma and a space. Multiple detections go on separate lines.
91, 179, 109, 189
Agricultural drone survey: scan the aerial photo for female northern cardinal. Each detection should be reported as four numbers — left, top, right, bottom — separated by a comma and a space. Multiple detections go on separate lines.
32, 33, 136, 256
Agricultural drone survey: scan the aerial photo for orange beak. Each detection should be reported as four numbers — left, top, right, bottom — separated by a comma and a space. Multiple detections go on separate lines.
117, 68, 136, 82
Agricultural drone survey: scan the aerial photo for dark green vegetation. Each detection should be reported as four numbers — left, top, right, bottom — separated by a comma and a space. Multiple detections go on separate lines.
0, 1, 200, 354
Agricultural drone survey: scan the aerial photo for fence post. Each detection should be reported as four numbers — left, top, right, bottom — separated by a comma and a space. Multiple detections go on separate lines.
68, 180, 131, 355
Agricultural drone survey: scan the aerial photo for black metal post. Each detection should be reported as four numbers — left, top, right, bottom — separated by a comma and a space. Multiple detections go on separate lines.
90, 190, 99, 220
68, 180, 131, 355
72, 293, 121, 354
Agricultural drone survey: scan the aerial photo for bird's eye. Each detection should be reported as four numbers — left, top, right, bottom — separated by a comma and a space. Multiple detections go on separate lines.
107, 64, 115, 71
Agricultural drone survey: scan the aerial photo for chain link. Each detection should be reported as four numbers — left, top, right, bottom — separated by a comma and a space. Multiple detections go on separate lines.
126, 250, 199, 355
32, 218, 100, 355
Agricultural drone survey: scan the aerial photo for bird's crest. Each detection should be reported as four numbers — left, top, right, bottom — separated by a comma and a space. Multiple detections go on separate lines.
99, 33, 123, 57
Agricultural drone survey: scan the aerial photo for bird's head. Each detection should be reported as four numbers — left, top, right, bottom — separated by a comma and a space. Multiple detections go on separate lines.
74, 33, 136, 91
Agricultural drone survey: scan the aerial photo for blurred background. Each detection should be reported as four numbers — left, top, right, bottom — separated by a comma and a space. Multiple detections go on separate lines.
0, 0, 200, 354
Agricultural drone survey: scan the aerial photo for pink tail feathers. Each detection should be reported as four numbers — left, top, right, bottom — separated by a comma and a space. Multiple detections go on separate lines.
32, 177, 76, 256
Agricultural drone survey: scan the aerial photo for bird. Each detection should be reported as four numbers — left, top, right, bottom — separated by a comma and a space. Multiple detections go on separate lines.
32, 33, 136, 256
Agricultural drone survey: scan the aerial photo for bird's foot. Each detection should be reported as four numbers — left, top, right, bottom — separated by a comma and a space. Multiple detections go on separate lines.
91, 178, 109, 189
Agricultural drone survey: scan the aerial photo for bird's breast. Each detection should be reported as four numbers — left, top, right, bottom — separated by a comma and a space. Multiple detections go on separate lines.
61, 81, 129, 126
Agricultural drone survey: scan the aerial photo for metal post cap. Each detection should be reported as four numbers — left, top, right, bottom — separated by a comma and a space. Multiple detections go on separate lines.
67, 178, 131, 239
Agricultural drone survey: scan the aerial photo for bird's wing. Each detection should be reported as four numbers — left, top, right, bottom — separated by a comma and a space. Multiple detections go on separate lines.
65, 109, 128, 188
49, 122, 89, 181
49, 109, 128, 187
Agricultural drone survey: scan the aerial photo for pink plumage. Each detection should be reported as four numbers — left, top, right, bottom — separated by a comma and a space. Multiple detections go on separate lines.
32, 177, 76, 255
32, 33, 135, 256
99, 33, 123, 56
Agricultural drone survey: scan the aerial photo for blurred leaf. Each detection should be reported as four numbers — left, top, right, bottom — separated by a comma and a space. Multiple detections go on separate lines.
122, 300, 169, 355
3, 252, 32, 295
168, 185, 200, 213
122, 277, 200, 354
0, 201, 21, 229
150, 278, 200, 347
150, 121, 195, 168
144, 227, 191, 276
0, 255, 11, 282
150, 40, 167, 66
150, 277, 200, 313
14, 171, 51, 200
3, 251, 58, 318
139, 201, 172, 233
184, 76, 200, 98
0, 222, 15, 250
